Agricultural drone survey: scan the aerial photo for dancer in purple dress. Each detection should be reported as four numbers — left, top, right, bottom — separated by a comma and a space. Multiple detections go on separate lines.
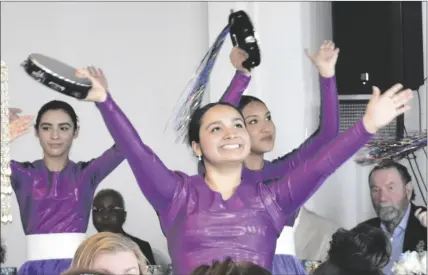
76, 66, 412, 274
212, 41, 339, 274
10, 101, 124, 275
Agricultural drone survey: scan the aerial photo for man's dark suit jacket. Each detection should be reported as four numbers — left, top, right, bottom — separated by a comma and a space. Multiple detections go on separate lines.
359, 203, 427, 252
123, 232, 157, 265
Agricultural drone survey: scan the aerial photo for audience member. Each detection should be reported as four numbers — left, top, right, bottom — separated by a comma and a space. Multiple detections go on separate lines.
61, 268, 111, 275
191, 258, 272, 275
92, 189, 156, 265
70, 232, 147, 275
312, 223, 391, 275
358, 160, 427, 275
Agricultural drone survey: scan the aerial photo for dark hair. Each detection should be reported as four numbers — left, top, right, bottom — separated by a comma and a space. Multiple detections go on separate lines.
237, 95, 265, 112
0, 238, 5, 264
191, 258, 271, 275
187, 102, 244, 146
35, 100, 79, 132
93, 189, 125, 209
369, 159, 415, 200
313, 224, 391, 275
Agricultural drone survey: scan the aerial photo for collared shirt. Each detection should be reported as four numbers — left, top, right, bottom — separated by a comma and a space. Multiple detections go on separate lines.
381, 205, 411, 275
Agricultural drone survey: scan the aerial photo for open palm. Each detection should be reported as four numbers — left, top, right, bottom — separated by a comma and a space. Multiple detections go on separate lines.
363, 84, 413, 133
75, 66, 108, 103
9, 115, 33, 141
305, 40, 339, 77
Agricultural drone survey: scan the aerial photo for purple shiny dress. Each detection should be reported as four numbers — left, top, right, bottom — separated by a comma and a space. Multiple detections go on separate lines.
11, 145, 124, 275
218, 72, 339, 274
96, 92, 371, 274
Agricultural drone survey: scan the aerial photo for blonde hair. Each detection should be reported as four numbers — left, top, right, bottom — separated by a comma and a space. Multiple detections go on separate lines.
71, 232, 147, 273
61, 267, 111, 275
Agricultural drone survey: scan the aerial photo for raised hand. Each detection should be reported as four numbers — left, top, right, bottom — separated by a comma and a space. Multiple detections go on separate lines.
415, 208, 427, 228
305, 40, 339, 78
9, 107, 23, 122
362, 84, 413, 133
9, 115, 33, 141
75, 66, 108, 103
229, 47, 251, 76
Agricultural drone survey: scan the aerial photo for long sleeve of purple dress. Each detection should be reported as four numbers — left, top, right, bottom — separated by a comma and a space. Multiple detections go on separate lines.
10, 144, 125, 235
96, 93, 181, 212
221, 75, 339, 228
219, 71, 252, 105
265, 119, 371, 219
95, 92, 373, 274
266, 76, 338, 227
80, 144, 124, 188
220, 74, 339, 176
268, 76, 339, 174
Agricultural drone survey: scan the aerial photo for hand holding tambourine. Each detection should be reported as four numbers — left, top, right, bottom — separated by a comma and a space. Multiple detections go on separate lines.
75, 66, 108, 103
228, 10, 260, 71
415, 208, 427, 228
230, 48, 251, 76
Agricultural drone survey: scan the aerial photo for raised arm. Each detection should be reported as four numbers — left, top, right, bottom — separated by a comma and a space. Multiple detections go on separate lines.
268, 41, 340, 175
268, 75, 338, 174
219, 47, 252, 106
80, 144, 125, 189
219, 71, 251, 105
7, 114, 34, 193
95, 93, 181, 211
77, 67, 182, 211
268, 83, 413, 215
267, 119, 372, 214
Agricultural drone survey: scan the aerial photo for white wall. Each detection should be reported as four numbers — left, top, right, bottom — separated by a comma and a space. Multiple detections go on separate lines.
1, 1, 426, 269
304, 1, 427, 229
207, 1, 427, 230
1, 2, 208, 267
208, 2, 326, 163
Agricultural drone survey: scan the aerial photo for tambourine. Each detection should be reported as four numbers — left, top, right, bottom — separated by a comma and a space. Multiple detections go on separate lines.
229, 10, 261, 71
21, 54, 91, 99
167, 9, 261, 143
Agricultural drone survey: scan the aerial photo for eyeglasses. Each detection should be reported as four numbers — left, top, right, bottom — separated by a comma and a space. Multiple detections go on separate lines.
92, 206, 124, 213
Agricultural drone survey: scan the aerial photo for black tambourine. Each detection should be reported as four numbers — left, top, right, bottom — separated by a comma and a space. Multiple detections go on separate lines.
229, 10, 261, 71
21, 53, 92, 99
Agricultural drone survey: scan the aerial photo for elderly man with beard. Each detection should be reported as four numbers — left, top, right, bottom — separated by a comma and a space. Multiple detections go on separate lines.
358, 160, 427, 275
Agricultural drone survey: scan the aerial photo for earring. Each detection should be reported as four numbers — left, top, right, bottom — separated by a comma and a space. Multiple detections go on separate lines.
197, 155, 202, 161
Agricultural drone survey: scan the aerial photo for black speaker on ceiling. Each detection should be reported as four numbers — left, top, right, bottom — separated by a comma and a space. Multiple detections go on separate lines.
332, 1, 424, 141
332, 1, 424, 95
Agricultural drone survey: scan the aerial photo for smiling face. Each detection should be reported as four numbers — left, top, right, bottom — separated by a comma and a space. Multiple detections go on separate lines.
36, 109, 78, 158
92, 251, 140, 275
192, 104, 250, 166
241, 100, 276, 154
